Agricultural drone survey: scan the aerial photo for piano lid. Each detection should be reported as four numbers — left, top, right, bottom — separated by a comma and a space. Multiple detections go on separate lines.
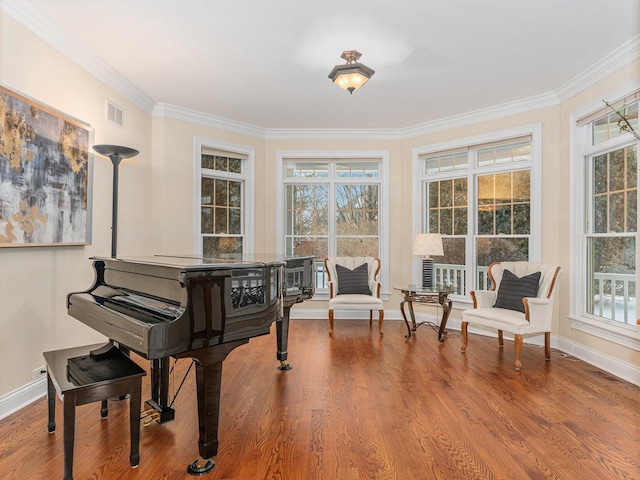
91, 255, 289, 271
151, 253, 315, 265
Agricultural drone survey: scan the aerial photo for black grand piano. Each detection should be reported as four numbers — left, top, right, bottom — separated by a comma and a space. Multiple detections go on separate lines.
66, 254, 314, 474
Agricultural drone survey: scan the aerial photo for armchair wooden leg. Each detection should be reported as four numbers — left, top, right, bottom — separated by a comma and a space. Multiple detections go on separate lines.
498, 330, 504, 347
369, 311, 373, 328
545, 332, 551, 360
461, 322, 468, 352
514, 334, 523, 370
378, 310, 384, 336
328, 310, 334, 336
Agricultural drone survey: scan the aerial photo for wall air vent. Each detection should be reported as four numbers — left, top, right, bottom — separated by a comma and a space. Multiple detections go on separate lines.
105, 99, 124, 127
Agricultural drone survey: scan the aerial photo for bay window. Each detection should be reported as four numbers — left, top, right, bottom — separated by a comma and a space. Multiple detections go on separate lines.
277, 152, 388, 293
195, 139, 254, 256
413, 126, 541, 297
572, 94, 638, 335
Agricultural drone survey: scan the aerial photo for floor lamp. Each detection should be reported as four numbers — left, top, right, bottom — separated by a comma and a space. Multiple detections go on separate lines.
92, 144, 139, 258
413, 233, 444, 289
90, 145, 140, 366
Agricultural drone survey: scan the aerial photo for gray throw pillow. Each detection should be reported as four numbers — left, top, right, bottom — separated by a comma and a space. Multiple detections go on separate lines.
493, 269, 541, 313
335, 263, 371, 295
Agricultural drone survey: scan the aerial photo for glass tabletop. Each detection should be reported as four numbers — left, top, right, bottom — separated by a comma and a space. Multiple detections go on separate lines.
394, 284, 453, 294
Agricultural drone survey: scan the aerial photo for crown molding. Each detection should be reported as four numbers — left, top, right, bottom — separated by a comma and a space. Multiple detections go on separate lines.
3, 1, 638, 139
154, 103, 403, 140
1, 0, 156, 114
400, 91, 559, 139
153, 103, 267, 138
555, 34, 640, 103
156, 91, 558, 141
265, 127, 402, 141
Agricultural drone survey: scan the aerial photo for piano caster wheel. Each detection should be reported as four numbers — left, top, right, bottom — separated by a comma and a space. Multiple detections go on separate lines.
277, 361, 292, 371
187, 458, 215, 476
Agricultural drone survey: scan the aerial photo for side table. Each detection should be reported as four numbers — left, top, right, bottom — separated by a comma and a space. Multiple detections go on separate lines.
394, 285, 453, 341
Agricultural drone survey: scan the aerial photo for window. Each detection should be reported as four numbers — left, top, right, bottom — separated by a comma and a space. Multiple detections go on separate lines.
276, 151, 389, 293
195, 139, 254, 256
572, 93, 638, 337
413, 127, 541, 297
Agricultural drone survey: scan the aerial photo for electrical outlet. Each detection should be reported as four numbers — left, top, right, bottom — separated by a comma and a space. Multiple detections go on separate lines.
32, 366, 47, 380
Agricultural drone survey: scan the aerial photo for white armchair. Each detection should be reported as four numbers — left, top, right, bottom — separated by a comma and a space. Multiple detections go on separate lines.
324, 257, 384, 336
461, 261, 562, 370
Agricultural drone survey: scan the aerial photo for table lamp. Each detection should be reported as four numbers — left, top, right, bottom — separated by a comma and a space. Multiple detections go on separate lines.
413, 233, 444, 288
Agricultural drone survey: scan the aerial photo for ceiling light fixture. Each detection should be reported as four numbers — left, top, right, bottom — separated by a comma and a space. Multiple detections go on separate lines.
328, 50, 375, 94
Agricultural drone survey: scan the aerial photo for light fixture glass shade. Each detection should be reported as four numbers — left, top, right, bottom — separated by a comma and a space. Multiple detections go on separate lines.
330, 67, 373, 93
412, 233, 444, 258
328, 50, 375, 94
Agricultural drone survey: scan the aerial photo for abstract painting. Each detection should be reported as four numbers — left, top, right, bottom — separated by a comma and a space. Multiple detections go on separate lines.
0, 86, 92, 247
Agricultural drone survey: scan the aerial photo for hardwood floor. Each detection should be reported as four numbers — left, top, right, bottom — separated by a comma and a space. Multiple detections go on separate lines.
1, 319, 638, 479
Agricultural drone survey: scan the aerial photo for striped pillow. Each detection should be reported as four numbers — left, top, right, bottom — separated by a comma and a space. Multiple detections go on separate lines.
494, 269, 541, 313
335, 263, 371, 295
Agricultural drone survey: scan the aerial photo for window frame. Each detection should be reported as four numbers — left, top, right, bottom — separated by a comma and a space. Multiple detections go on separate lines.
570, 87, 640, 350
276, 150, 390, 299
412, 124, 542, 306
194, 137, 255, 255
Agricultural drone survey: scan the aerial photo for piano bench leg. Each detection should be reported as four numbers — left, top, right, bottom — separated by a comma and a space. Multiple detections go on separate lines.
47, 373, 56, 433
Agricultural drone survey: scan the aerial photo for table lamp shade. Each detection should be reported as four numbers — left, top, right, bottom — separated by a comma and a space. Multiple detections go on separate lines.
413, 233, 444, 257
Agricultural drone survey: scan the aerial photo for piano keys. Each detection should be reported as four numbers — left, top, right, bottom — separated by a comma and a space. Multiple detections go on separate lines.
66, 254, 314, 474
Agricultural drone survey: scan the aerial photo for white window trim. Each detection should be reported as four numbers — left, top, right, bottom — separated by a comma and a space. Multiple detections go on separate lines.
275, 150, 390, 300
193, 137, 255, 255
412, 124, 542, 307
569, 83, 640, 350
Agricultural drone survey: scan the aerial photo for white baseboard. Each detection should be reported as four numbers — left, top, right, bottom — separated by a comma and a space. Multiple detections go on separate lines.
555, 336, 640, 386
2, 310, 637, 419
0, 377, 46, 421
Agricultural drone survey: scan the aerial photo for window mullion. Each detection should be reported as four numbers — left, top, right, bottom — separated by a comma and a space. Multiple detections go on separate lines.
328, 163, 337, 256
467, 150, 477, 295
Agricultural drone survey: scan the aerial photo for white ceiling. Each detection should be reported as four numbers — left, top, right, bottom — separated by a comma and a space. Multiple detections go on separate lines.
3, 0, 640, 130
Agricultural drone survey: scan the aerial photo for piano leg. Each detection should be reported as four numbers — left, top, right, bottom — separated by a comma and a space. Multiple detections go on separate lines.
175, 339, 248, 475
276, 304, 293, 370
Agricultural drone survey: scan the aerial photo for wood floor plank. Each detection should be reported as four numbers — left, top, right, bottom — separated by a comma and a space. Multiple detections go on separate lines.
0, 319, 638, 479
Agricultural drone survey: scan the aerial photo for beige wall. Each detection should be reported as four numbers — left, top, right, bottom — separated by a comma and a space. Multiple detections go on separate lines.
0, 12, 154, 396
0, 9, 638, 399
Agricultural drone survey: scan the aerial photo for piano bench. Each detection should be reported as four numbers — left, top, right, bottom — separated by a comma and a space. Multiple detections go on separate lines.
43, 343, 146, 480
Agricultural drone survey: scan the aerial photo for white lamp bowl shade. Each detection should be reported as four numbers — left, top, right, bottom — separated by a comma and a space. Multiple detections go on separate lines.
412, 233, 444, 257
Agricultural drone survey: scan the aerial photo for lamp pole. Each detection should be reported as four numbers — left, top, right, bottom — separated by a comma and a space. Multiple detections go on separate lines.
92, 145, 139, 258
